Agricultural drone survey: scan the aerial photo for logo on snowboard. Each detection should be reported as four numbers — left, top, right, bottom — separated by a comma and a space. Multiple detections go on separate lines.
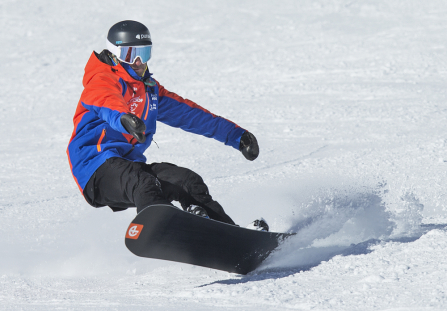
126, 223, 144, 239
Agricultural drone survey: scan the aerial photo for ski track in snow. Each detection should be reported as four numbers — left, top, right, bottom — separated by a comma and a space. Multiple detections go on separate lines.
1, 0, 447, 310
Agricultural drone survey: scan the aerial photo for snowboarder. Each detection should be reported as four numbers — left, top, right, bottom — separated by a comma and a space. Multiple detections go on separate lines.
67, 20, 261, 227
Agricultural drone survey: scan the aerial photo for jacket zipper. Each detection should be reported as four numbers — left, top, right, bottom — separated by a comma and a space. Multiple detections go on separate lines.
97, 129, 106, 152
144, 92, 150, 120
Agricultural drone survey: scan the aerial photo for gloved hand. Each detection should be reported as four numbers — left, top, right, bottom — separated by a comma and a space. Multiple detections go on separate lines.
120, 113, 146, 143
239, 131, 259, 161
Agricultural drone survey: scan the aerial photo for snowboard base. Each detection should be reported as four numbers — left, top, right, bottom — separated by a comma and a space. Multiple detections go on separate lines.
125, 204, 293, 274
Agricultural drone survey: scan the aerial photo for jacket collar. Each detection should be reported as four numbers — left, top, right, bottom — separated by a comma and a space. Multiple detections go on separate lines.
120, 62, 148, 81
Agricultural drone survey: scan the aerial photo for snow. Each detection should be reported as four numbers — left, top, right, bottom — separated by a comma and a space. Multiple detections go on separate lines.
1, 0, 447, 309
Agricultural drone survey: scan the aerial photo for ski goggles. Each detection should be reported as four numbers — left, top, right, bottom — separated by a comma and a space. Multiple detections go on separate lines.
106, 40, 152, 64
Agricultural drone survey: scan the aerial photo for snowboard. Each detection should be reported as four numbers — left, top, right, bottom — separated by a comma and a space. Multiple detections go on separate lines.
125, 204, 293, 274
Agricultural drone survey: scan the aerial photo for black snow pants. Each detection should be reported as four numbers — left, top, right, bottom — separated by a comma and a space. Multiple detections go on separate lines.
83, 157, 235, 225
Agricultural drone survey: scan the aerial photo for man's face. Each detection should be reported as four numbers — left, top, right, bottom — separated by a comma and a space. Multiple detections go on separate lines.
130, 57, 147, 77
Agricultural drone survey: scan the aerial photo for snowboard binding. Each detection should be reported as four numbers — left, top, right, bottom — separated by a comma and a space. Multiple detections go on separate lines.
186, 204, 210, 219
246, 218, 269, 232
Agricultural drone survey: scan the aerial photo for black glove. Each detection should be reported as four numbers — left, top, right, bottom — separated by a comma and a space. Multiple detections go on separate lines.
239, 131, 259, 161
120, 113, 146, 143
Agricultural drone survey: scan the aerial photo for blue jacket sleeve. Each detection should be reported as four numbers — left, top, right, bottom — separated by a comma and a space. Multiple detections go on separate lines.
156, 82, 245, 150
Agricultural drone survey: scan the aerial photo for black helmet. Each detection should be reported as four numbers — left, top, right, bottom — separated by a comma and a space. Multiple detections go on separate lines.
107, 20, 152, 47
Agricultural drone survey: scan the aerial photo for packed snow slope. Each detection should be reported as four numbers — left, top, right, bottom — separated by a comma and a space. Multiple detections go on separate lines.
1, 0, 447, 310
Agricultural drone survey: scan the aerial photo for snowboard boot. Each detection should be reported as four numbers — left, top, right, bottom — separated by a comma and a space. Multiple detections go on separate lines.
186, 205, 210, 219
246, 218, 269, 232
